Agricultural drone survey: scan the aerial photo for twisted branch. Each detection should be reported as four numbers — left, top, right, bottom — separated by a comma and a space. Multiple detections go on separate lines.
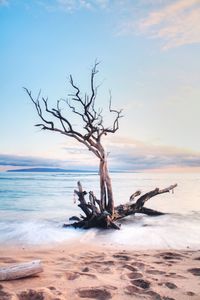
24, 62, 122, 160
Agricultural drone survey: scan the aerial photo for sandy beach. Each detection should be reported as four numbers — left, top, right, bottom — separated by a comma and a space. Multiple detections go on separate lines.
0, 241, 200, 300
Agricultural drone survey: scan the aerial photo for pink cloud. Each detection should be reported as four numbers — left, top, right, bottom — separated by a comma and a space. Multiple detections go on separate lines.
138, 0, 200, 49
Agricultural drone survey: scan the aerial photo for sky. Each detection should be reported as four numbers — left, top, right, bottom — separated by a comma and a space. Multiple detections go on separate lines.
1, 0, 200, 172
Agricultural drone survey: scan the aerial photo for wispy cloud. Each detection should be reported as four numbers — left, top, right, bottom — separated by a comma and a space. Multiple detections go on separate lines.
39, 0, 112, 12
37, 0, 200, 49
122, 0, 200, 49
105, 137, 200, 171
0, 154, 63, 168
56, 0, 92, 11
0, 152, 97, 171
1, 137, 200, 172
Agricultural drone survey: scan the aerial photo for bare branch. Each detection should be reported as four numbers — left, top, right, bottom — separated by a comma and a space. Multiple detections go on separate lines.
24, 63, 122, 163
69, 75, 84, 107
108, 91, 123, 133
87, 61, 99, 108
129, 190, 141, 202
23, 88, 54, 130
135, 183, 178, 209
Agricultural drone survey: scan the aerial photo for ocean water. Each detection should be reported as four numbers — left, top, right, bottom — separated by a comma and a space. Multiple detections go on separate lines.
0, 172, 200, 249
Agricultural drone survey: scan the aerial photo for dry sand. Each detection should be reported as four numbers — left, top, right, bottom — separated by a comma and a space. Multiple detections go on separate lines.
0, 241, 200, 300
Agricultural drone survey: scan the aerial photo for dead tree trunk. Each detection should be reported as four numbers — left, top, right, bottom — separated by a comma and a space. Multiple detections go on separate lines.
25, 62, 178, 231
63, 183, 177, 230
99, 158, 114, 217
25, 62, 121, 222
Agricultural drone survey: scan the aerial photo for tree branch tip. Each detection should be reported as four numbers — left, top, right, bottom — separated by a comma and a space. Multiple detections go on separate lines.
93, 59, 101, 67
23, 87, 31, 95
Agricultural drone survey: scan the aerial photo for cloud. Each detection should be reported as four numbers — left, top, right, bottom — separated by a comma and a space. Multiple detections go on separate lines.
40, 0, 200, 49
105, 137, 200, 171
0, 152, 97, 171
0, 154, 63, 167
122, 0, 200, 49
39, 0, 132, 13
1, 136, 200, 172
42, 0, 111, 12
56, 0, 90, 11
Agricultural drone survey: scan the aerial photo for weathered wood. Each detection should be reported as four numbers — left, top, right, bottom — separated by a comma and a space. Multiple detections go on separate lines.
139, 207, 164, 216
74, 181, 91, 218
99, 156, 115, 217
129, 190, 141, 202
64, 182, 178, 229
26, 63, 176, 232
0, 260, 43, 281
114, 183, 177, 221
135, 184, 178, 210
25, 62, 122, 227
89, 191, 103, 212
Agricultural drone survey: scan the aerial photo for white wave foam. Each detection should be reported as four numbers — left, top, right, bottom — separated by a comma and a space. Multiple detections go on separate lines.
94, 214, 200, 250
0, 220, 83, 245
0, 214, 200, 250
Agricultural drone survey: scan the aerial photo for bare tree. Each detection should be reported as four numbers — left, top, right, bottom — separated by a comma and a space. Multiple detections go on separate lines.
25, 62, 177, 230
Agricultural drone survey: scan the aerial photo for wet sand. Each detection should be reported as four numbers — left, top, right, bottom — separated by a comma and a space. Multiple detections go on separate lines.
0, 241, 200, 299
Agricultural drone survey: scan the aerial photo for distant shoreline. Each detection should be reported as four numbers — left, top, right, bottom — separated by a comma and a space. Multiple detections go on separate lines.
6, 167, 126, 173
7, 167, 98, 173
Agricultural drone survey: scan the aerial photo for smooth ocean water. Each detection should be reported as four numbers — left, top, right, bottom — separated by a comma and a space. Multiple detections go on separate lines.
0, 172, 200, 249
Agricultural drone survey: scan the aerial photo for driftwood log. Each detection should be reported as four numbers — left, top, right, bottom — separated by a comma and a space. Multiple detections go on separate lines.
63, 182, 177, 230
0, 260, 43, 281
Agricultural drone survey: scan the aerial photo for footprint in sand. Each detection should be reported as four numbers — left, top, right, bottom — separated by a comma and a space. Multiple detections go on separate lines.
186, 291, 196, 296
17, 289, 45, 300
131, 278, 151, 290
125, 285, 145, 295
86, 260, 115, 266
0, 284, 12, 300
194, 256, 200, 261
18, 287, 64, 300
165, 273, 186, 279
145, 290, 162, 300
127, 272, 143, 279
77, 287, 112, 299
154, 261, 164, 265
131, 262, 146, 269
0, 257, 19, 263
188, 268, 200, 276
92, 255, 106, 260
157, 252, 184, 261
164, 282, 177, 289
65, 271, 97, 280
82, 267, 90, 272
48, 286, 57, 291
113, 254, 131, 261
84, 260, 114, 273
125, 285, 162, 300
47, 286, 63, 297
146, 269, 166, 275
122, 264, 138, 272
65, 271, 80, 280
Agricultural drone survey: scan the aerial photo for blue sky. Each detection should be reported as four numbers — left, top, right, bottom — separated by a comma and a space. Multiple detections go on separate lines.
1, 0, 200, 172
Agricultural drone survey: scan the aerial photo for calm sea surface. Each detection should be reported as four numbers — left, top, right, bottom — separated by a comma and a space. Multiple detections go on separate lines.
0, 172, 200, 249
